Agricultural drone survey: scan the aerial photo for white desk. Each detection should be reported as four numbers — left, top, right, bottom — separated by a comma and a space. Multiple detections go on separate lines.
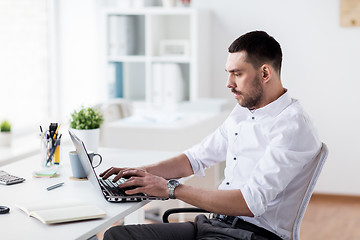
0, 145, 177, 240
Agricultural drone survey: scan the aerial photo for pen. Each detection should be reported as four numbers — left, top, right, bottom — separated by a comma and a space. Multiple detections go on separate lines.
46, 134, 62, 165
39, 125, 44, 139
49, 123, 58, 147
46, 182, 64, 191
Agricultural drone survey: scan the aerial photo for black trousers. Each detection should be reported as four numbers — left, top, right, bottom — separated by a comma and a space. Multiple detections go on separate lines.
104, 214, 273, 240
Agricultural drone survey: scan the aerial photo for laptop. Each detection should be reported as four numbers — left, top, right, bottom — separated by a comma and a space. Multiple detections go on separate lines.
69, 130, 167, 203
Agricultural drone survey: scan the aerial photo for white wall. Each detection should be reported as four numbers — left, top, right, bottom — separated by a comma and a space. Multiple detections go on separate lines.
58, 0, 360, 195
0, 0, 50, 133
192, 0, 360, 195
57, 0, 102, 121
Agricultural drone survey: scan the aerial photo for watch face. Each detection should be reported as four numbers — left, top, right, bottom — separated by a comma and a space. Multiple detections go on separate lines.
169, 179, 179, 186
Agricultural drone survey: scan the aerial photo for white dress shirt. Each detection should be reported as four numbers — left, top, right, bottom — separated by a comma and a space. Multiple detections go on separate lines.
184, 91, 321, 239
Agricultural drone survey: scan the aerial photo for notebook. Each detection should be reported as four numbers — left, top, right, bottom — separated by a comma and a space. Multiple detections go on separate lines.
15, 199, 106, 224
69, 130, 167, 203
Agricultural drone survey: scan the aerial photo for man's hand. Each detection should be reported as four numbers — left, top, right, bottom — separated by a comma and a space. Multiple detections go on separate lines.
100, 167, 169, 198
100, 166, 147, 182
117, 169, 169, 198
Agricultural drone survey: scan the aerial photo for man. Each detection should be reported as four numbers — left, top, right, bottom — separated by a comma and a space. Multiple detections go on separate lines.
100, 31, 321, 240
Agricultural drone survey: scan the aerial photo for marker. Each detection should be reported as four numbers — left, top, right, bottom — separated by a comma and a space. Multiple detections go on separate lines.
46, 182, 64, 191
53, 124, 61, 140
54, 134, 62, 165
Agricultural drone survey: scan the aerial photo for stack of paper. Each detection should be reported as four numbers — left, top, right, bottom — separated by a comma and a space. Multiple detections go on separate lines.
33, 165, 60, 178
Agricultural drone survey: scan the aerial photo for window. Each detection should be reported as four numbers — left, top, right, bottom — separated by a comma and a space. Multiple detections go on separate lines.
0, 0, 53, 135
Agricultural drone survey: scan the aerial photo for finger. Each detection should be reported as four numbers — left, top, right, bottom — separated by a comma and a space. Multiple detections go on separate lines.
112, 168, 135, 182
112, 169, 135, 182
101, 167, 122, 179
112, 171, 127, 182
99, 167, 112, 177
124, 186, 145, 195
122, 169, 147, 178
118, 177, 142, 188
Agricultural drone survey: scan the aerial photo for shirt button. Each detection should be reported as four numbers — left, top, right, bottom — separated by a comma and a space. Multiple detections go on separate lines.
233, 157, 237, 160
235, 133, 238, 136
226, 182, 230, 185
252, 117, 255, 120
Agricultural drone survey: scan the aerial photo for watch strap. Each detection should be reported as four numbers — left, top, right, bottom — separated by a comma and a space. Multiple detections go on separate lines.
168, 179, 179, 199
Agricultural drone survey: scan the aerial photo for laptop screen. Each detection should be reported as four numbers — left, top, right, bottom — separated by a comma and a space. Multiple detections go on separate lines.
69, 130, 103, 194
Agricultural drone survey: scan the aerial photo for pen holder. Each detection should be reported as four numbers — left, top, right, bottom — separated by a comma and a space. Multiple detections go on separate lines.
41, 138, 53, 167
40, 137, 61, 167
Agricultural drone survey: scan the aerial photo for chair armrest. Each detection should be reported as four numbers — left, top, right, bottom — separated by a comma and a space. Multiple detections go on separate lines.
162, 208, 209, 223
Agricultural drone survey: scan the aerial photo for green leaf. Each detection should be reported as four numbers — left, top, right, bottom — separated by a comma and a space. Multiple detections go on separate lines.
69, 106, 103, 130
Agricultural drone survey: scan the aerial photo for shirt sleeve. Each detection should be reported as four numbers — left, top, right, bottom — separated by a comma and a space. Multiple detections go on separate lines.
240, 113, 321, 217
184, 121, 228, 177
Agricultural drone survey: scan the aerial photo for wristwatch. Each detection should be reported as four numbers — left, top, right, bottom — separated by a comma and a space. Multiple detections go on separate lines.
167, 179, 180, 199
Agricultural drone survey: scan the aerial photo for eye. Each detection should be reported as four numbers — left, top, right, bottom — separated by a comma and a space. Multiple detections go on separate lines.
233, 72, 241, 77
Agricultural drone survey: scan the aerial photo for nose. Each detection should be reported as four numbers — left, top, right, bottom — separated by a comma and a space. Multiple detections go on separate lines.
226, 74, 235, 89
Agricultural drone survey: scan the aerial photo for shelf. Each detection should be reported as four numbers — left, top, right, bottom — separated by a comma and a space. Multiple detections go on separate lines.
102, 7, 210, 105
152, 56, 192, 63
108, 56, 191, 63
103, 7, 196, 16
108, 55, 148, 62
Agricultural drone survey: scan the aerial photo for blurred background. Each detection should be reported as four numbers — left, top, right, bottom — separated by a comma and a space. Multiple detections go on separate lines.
0, 0, 359, 197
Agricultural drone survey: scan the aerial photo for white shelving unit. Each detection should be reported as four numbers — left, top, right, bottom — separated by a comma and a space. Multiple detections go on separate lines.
100, 7, 210, 108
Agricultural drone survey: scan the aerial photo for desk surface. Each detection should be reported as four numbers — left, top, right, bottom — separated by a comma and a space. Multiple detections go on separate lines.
0, 144, 177, 240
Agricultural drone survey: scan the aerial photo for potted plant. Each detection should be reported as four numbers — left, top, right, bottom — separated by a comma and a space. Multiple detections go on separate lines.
0, 120, 12, 147
70, 106, 104, 152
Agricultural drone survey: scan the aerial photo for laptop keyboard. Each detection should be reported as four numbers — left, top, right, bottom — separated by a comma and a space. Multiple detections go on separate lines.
99, 177, 128, 195
99, 175, 166, 201
99, 176, 143, 196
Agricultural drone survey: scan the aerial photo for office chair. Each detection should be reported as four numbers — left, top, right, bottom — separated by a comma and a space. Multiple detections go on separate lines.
163, 143, 328, 240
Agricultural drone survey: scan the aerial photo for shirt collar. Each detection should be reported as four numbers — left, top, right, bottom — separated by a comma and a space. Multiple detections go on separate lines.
248, 89, 292, 118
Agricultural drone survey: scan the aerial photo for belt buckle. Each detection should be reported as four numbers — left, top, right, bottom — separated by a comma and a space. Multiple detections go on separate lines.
213, 214, 232, 225
223, 215, 230, 223
217, 214, 230, 223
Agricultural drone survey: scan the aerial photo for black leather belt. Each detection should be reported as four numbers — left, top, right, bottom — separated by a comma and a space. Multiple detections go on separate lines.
212, 214, 283, 240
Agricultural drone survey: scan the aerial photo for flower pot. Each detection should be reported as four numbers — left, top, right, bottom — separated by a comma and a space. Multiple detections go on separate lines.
70, 128, 100, 153
0, 132, 12, 147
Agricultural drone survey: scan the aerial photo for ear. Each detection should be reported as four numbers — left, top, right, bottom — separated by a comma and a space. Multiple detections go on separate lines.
261, 64, 272, 83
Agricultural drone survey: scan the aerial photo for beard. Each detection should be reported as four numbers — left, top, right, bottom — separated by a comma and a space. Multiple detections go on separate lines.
232, 75, 264, 110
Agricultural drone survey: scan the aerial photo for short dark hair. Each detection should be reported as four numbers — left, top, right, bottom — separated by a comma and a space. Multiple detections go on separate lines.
228, 31, 282, 73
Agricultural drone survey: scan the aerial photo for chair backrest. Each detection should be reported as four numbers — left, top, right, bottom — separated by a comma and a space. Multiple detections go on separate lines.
292, 142, 328, 240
